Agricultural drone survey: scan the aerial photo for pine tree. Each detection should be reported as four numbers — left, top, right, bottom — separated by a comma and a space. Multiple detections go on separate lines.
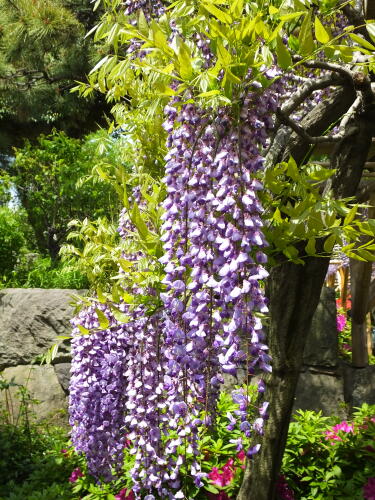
0, 0, 108, 149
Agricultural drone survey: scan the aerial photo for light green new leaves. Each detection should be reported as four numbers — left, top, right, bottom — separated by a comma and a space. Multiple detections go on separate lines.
276, 35, 292, 69
262, 158, 375, 265
299, 11, 315, 55
314, 16, 330, 44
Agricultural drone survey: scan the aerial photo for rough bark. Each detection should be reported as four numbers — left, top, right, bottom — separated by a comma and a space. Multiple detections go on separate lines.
238, 254, 329, 500
238, 84, 375, 499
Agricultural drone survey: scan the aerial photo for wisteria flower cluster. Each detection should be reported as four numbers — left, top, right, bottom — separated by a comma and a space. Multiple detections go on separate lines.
70, 89, 280, 497
69, 4, 282, 500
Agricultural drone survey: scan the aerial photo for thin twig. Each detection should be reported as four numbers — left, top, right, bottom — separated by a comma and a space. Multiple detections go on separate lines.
293, 56, 354, 81
276, 108, 357, 144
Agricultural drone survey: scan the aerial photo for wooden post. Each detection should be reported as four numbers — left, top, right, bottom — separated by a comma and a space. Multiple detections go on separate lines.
350, 258, 371, 367
367, 313, 373, 357
341, 266, 349, 312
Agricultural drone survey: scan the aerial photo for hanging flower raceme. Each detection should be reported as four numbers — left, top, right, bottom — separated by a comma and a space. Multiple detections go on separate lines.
69, 304, 130, 480
158, 75, 281, 483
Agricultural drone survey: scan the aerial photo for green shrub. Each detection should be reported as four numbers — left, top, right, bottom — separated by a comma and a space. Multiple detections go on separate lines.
7, 130, 122, 259
282, 405, 375, 500
2, 255, 89, 289
0, 207, 35, 280
0, 376, 78, 499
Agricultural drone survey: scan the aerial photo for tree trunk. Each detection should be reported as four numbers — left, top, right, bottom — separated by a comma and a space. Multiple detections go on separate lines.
350, 259, 372, 367
237, 254, 329, 500
238, 71, 375, 499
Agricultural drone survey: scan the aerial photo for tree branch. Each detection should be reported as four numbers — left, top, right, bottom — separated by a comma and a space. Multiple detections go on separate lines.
280, 74, 347, 117
276, 107, 357, 144
293, 56, 354, 81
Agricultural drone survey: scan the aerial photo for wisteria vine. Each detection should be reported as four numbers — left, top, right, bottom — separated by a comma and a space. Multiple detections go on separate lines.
69, 3, 284, 499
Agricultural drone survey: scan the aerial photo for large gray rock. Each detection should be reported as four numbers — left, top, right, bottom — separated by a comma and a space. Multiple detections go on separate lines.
351, 365, 375, 408
303, 286, 338, 368
293, 369, 347, 418
0, 364, 68, 424
0, 288, 84, 369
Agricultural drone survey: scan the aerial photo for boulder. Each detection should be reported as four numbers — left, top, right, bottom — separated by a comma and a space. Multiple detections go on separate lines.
351, 365, 375, 408
0, 364, 68, 424
293, 369, 347, 418
0, 288, 85, 369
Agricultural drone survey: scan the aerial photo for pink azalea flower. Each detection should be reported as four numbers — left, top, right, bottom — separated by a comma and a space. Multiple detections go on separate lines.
363, 477, 375, 500
332, 421, 354, 433
237, 450, 246, 462
324, 420, 354, 444
69, 467, 84, 483
115, 489, 135, 500
336, 314, 346, 332
208, 458, 236, 488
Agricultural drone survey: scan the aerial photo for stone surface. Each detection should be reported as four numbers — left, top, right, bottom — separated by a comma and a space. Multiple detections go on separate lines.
293, 370, 347, 418
351, 365, 375, 408
0, 288, 85, 370
303, 286, 338, 368
54, 363, 71, 394
0, 364, 68, 423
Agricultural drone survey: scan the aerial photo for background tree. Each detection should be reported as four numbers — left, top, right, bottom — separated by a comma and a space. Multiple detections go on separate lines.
6, 130, 121, 259
0, 0, 110, 151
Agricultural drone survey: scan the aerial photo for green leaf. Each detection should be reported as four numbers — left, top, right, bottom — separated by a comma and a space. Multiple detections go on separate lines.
150, 20, 170, 53
77, 324, 90, 335
111, 307, 131, 323
216, 39, 232, 66
344, 205, 358, 226
366, 23, 375, 44
287, 156, 300, 181
276, 35, 292, 69
204, 484, 220, 494
323, 233, 336, 253
176, 38, 193, 79
284, 245, 299, 259
138, 9, 149, 36
197, 90, 221, 97
95, 309, 110, 329
202, 3, 232, 24
280, 11, 305, 22
131, 202, 150, 241
314, 17, 330, 44
269, 6, 279, 15
349, 33, 375, 51
305, 238, 316, 255
298, 11, 315, 56
230, 0, 244, 18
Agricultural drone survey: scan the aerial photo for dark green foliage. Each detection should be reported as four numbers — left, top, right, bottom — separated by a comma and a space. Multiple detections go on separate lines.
0, 378, 78, 499
0, 0, 108, 148
0, 206, 35, 279
282, 405, 375, 499
8, 130, 119, 259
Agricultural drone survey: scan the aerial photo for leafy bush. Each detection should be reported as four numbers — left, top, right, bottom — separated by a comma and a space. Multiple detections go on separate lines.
0, 376, 79, 499
5, 130, 121, 259
3, 255, 89, 289
1, 375, 373, 500
0, 206, 36, 281
282, 405, 375, 500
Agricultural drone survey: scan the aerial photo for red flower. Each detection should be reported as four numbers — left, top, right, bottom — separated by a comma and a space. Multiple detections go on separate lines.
115, 489, 135, 500
363, 477, 375, 500
69, 468, 84, 483
208, 458, 236, 488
